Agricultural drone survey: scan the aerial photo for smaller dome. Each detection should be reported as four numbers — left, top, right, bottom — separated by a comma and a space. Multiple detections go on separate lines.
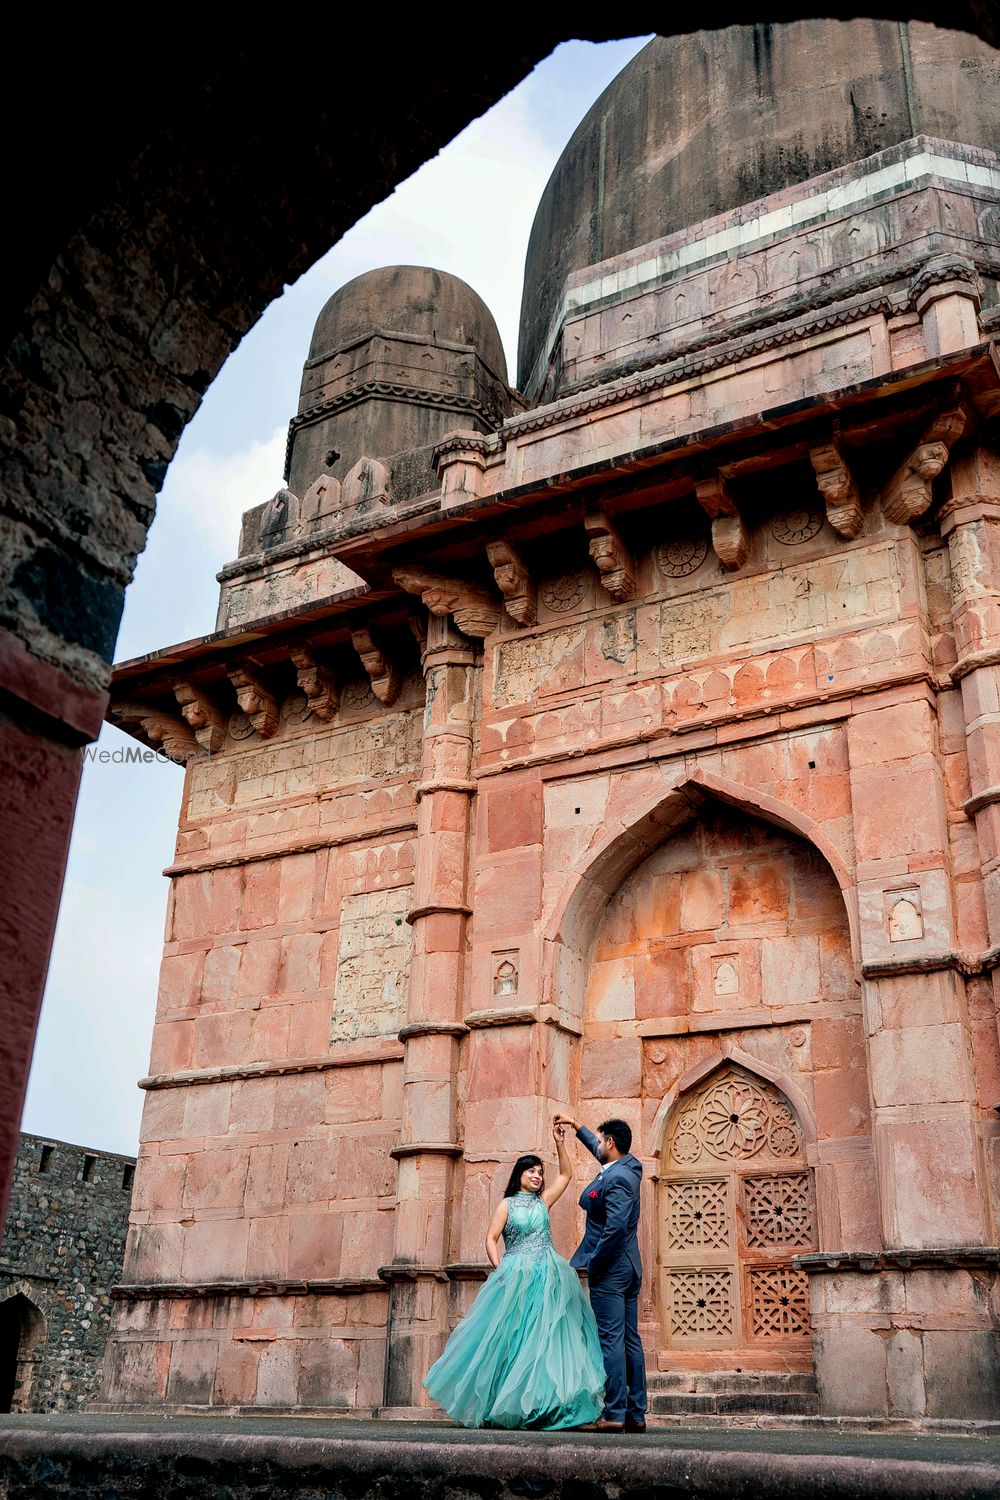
309, 265, 508, 381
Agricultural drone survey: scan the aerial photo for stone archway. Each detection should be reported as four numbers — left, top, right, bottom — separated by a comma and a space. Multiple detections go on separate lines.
0, 1294, 45, 1413
659, 1062, 817, 1370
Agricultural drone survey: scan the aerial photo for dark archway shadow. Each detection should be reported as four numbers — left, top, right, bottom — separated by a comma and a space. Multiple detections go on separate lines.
0, 1294, 45, 1413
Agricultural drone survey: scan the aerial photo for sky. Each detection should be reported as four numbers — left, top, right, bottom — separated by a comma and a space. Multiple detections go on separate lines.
22, 36, 651, 1157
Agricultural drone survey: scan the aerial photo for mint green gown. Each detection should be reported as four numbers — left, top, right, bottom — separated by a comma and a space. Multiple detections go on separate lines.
423, 1190, 605, 1428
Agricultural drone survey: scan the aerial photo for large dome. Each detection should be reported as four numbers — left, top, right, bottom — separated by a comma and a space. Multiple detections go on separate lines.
518, 21, 1000, 394
309, 264, 507, 381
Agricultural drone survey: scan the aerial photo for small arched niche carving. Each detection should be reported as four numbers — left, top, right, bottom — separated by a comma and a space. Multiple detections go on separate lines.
713, 959, 739, 996
888, 897, 923, 943
493, 959, 518, 998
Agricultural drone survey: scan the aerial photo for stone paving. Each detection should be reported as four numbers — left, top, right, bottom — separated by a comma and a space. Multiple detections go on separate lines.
1, 1414, 999, 1498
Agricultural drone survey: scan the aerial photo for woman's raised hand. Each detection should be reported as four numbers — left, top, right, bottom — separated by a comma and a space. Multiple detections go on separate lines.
552, 1119, 564, 1141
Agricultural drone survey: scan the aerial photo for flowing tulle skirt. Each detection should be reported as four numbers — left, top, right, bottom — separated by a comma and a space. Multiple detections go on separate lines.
423, 1248, 605, 1429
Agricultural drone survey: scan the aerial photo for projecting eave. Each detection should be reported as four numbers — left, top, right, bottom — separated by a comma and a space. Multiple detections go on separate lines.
329, 343, 1000, 585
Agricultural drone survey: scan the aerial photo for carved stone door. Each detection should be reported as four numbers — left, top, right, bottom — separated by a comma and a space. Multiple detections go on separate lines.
660, 1064, 816, 1362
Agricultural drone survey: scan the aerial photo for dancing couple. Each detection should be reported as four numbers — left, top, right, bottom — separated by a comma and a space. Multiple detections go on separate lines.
423, 1114, 647, 1431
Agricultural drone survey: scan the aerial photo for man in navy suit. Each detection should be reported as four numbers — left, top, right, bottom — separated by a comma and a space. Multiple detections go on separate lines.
555, 1114, 647, 1432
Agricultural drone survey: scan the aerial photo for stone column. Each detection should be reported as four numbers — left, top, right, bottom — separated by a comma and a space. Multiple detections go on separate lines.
381, 614, 476, 1412
942, 447, 1000, 984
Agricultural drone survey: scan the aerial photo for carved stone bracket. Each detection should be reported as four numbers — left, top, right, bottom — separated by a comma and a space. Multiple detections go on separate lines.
110, 701, 201, 764
287, 640, 340, 721
485, 538, 536, 626
696, 475, 748, 570
342, 455, 391, 513
393, 566, 501, 638
810, 439, 862, 539
226, 657, 279, 738
881, 402, 968, 524
583, 507, 636, 601
172, 679, 227, 754
351, 626, 401, 706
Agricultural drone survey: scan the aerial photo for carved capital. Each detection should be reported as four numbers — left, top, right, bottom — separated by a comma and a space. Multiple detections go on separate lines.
287, 641, 340, 722
810, 440, 862, 539
882, 403, 968, 525
172, 679, 227, 754
583, 508, 636, 601
485, 538, 536, 626
393, 566, 501, 639
696, 475, 748, 570
110, 701, 201, 764
343, 456, 391, 513
351, 627, 401, 706
226, 657, 279, 739
909, 254, 981, 314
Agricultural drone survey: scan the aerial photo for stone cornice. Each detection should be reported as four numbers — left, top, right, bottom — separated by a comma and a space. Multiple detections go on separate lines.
397, 1022, 469, 1042
795, 1248, 1000, 1274
162, 818, 417, 878
377, 1264, 449, 1283
288, 382, 508, 437
111, 1278, 386, 1300
139, 1045, 404, 1090
861, 946, 1000, 980
388, 1143, 463, 1160
443, 1262, 490, 1282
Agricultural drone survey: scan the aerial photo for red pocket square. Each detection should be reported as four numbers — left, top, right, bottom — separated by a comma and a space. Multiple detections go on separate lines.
589, 1190, 599, 1199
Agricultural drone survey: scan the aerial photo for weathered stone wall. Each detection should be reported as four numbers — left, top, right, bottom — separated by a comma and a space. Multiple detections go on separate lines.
0, 1134, 134, 1411
105, 675, 426, 1409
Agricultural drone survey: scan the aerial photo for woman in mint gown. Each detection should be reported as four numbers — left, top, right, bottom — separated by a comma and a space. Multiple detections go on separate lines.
423, 1121, 604, 1428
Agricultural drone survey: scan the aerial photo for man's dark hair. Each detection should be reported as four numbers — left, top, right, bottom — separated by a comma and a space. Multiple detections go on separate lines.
598, 1119, 632, 1155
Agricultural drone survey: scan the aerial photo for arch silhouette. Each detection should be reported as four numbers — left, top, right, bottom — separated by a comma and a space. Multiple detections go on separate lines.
542, 768, 859, 1021
0, 1292, 45, 1413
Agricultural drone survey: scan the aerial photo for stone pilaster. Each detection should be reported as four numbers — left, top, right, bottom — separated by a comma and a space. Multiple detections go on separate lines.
381, 614, 476, 1412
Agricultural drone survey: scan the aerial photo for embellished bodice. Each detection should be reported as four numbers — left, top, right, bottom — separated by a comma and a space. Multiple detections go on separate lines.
502, 1192, 553, 1259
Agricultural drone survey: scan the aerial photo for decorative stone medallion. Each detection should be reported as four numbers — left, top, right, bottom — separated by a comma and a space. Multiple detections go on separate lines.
341, 679, 378, 712
771, 509, 823, 544
541, 572, 586, 614
228, 709, 255, 741
656, 536, 709, 578
281, 690, 310, 724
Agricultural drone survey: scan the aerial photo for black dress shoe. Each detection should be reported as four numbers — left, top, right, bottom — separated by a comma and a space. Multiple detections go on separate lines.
623, 1417, 647, 1432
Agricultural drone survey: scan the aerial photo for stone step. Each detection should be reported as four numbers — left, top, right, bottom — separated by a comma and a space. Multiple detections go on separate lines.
649, 1391, 820, 1416
647, 1371, 817, 1395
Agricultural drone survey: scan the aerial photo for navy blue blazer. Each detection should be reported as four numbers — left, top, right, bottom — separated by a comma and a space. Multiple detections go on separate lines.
569, 1125, 643, 1285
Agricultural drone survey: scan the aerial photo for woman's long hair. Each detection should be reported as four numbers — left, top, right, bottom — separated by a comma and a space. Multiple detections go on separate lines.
503, 1154, 544, 1198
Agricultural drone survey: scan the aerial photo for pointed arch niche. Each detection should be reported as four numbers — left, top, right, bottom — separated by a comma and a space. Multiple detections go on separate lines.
543, 772, 876, 1365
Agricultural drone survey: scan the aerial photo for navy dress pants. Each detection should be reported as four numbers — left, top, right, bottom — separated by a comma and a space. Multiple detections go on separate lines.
588, 1264, 647, 1423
